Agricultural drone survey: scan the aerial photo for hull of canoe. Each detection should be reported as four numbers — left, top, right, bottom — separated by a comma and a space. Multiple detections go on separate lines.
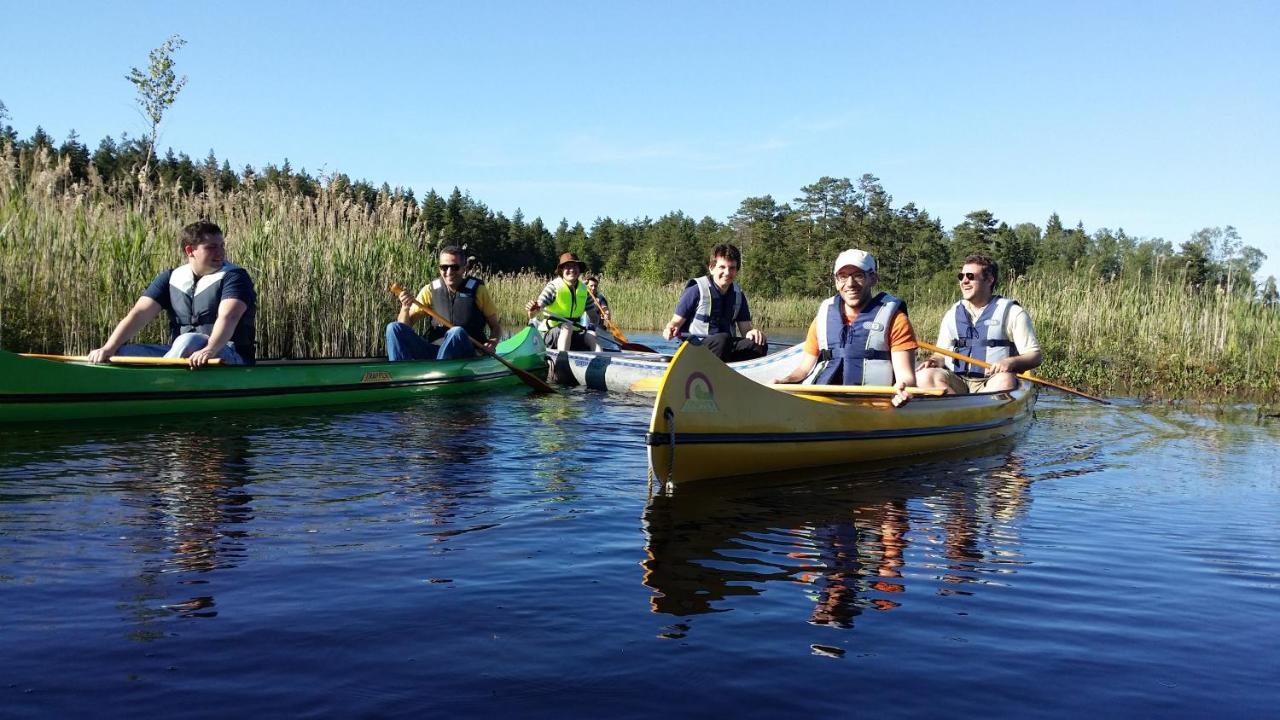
548, 342, 808, 393
646, 342, 1035, 485
1, 326, 546, 422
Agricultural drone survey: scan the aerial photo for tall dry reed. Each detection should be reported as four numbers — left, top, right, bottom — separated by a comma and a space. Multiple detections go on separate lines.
2, 147, 1277, 399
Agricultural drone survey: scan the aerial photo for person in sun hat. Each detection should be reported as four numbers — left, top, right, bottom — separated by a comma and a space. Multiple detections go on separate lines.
386, 245, 503, 361
525, 252, 600, 351
87, 219, 256, 368
772, 248, 917, 407
915, 253, 1041, 394
662, 243, 768, 362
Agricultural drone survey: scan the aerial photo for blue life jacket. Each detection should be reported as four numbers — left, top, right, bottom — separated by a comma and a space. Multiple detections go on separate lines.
944, 296, 1017, 377
814, 292, 902, 386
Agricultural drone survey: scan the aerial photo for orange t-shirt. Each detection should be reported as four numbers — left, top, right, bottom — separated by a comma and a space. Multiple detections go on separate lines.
802, 304, 917, 356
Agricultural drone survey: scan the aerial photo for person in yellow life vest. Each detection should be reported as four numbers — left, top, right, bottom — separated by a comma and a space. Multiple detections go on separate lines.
525, 252, 600, 352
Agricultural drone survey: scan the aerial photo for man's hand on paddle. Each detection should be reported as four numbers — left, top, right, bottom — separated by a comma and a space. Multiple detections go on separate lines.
986, 357, 1017, 375
890, 379, 911, 408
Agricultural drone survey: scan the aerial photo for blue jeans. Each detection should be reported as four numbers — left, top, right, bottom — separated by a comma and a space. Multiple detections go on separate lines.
385, 323, 477, 361
118, 333, 248, 364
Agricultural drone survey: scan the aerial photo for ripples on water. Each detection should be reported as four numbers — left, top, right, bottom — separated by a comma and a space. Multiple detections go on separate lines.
1, 388, 1278, 717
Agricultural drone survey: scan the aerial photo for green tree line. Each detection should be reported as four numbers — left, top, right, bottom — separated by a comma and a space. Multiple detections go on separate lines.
1, 110, 1274, 305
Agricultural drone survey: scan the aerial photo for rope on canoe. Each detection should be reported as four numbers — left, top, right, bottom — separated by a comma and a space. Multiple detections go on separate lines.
663, 406, 675, 490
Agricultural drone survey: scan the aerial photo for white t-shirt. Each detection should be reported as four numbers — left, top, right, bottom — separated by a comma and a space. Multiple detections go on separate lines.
935, 299, 1040, 369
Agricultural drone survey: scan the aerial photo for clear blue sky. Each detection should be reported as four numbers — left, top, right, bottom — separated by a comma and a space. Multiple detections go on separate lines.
4, 1, 1278, 282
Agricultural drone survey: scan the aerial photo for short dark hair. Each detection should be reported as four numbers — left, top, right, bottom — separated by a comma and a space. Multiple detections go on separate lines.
180, 220, 222, 250
585, 275, 599, 284
709, 243, 742, 267
964, 253, 999, 288
439, 245, 466, 260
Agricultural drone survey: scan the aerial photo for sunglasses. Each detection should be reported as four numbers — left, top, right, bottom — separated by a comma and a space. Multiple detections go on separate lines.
439, 264, 461, 272
957, 272, 985, 282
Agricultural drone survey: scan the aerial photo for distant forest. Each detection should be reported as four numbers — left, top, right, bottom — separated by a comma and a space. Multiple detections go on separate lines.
2, 112, 1276, 305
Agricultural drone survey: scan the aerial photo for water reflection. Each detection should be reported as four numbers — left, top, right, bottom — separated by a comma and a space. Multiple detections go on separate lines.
642, 443, 1034, 629
113, 426, 255, 623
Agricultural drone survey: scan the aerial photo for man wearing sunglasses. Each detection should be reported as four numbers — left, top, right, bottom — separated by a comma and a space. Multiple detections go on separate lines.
773, 249, 916, 407
386, 246, 502, 361
916, 254, 1041, 394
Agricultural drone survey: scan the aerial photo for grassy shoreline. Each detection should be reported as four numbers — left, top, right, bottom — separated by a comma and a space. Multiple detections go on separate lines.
3, 158, 1278, 400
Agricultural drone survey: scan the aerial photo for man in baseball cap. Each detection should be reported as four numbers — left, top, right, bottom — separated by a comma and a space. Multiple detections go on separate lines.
773, 248, 918, 406
832, 248, 876, 275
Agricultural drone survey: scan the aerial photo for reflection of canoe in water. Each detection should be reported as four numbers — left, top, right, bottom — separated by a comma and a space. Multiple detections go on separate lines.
1, 326, 546, 423
547, 342, 807, 393
643, 445, 1035, 619
646, 342, 1036, 485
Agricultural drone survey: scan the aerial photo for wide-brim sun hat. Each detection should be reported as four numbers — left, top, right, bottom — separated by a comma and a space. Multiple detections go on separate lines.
556, 252, 587, 272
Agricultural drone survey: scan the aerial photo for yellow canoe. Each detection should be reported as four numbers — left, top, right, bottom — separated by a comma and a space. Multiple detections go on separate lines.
646, 341, 1036, 486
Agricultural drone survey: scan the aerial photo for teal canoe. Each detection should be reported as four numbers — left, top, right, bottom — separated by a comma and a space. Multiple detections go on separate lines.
1, 326, 547, 423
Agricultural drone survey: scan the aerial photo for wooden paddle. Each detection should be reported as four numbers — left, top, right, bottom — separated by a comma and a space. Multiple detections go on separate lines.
768, 384, 946, 397
389, 283, 556, 394
917, 340, 1109, 405
584, 284, 656, 353
21, 353, 223, 367
628, 375, 944, 396
540, 311, 659, 354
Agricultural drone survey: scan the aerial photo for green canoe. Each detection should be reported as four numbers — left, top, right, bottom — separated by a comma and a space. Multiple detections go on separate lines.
1, 325, 547, 423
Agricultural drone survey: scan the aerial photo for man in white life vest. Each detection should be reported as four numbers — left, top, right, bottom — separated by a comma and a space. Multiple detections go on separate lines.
87, 220, 256, 368
916, 253, 1042, 394
662, 243, 767, 362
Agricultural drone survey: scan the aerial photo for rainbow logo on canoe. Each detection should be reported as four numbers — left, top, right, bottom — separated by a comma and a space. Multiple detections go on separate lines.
680, 372, 718, 413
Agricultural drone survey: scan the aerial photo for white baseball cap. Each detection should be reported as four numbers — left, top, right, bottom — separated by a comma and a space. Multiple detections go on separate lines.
833, 249, 876, 274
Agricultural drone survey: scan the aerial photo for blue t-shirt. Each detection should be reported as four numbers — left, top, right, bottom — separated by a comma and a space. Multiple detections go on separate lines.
673, 281, 752, 335
143, 264, 257, 359
143, 267, 256, 308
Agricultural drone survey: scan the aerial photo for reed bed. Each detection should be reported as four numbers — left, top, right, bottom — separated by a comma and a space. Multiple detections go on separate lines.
3, 149, 1278, 399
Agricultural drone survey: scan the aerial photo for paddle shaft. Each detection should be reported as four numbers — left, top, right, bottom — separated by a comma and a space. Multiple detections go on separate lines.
917, 340, 1109, 405
392, 285, 555, 394
768, 383, 945, 397
21, 353, 223, 367
584, 285, 632, 344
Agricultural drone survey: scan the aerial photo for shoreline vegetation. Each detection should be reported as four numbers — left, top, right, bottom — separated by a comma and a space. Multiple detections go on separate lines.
2, 142, 1279, 401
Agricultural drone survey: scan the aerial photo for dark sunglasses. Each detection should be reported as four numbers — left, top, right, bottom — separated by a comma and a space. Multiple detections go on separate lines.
957, 272, 984, 282
439, 264, 461, 272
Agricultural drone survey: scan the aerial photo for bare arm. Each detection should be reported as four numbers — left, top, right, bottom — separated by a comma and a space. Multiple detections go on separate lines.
484, 312, 502, 350
988, 349, 1042, 375
737, 320, 766, 347
892, 348, 917, 387
396, 287, 425, 324
772, 352, 819, 384
88, 297, 163, 363
188, 298, 247, 367
662, 314, 685, 341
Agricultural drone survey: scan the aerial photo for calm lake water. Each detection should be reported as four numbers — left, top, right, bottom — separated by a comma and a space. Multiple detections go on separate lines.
3, 337, 1278, 717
